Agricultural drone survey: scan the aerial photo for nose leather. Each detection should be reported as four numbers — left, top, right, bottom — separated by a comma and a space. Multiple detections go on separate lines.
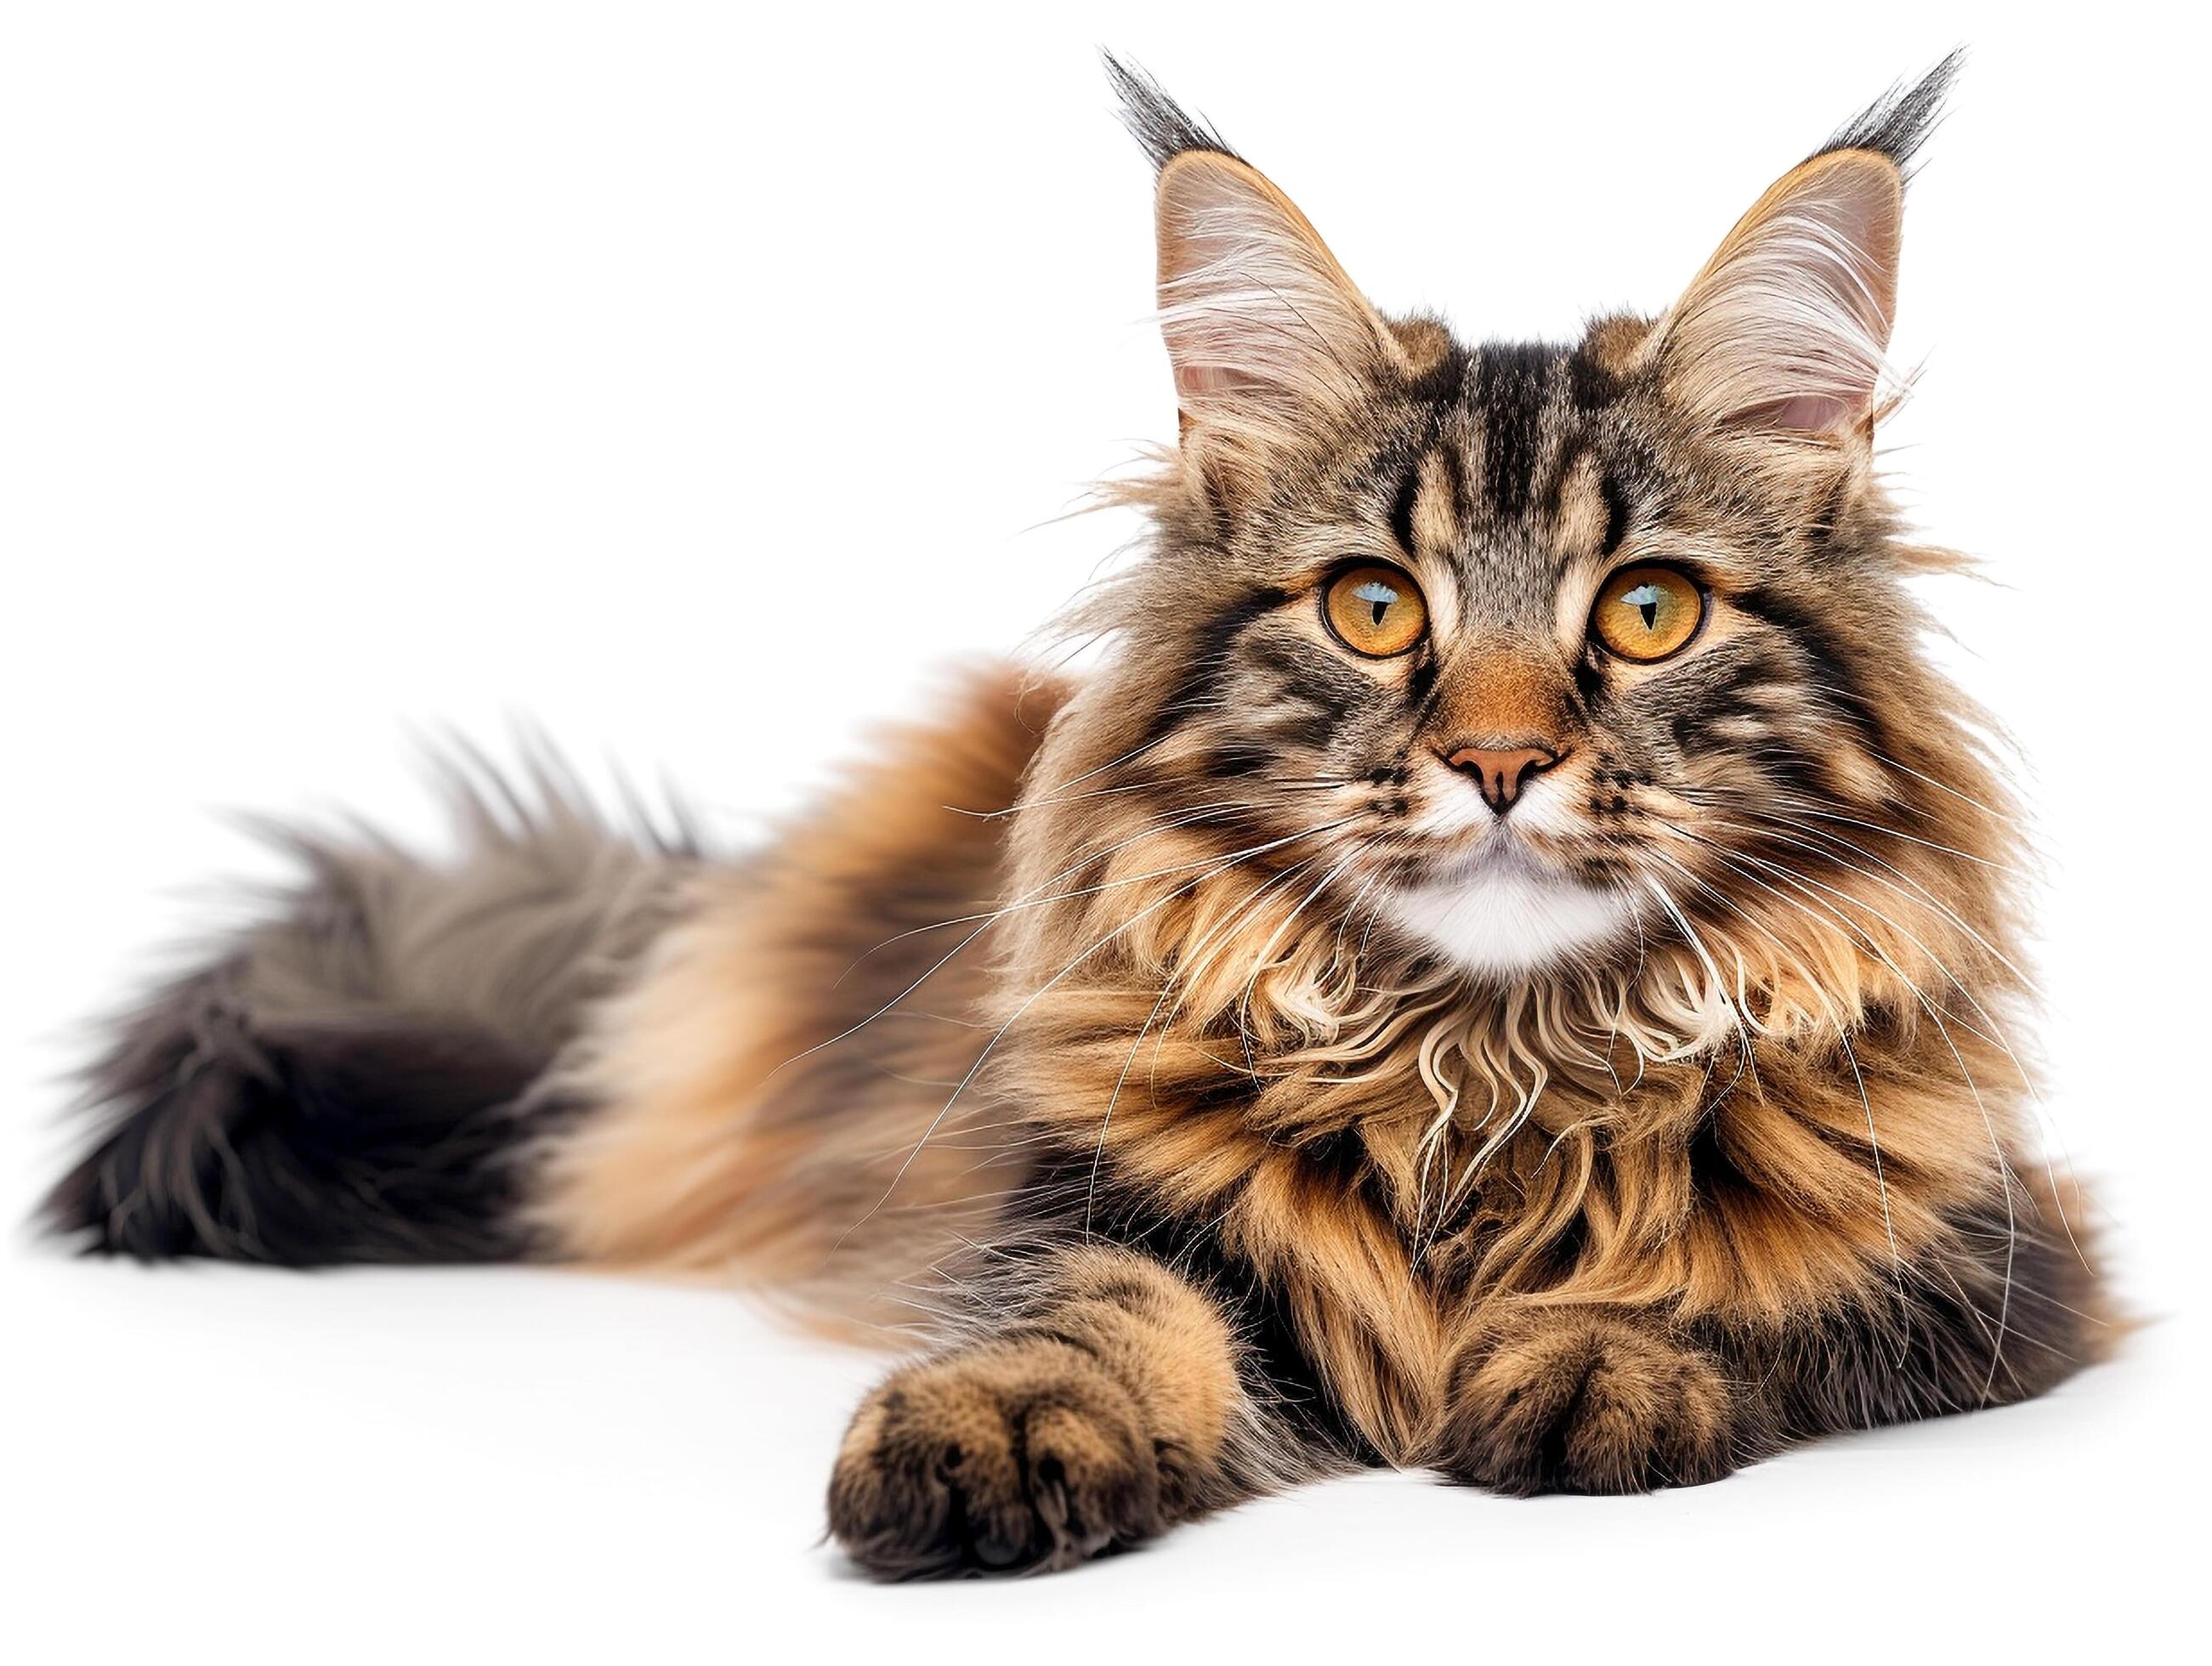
1445, 743, 1563, 815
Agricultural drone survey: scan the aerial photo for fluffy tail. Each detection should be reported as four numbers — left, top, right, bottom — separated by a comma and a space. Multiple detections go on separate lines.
42, 751, 693, 1264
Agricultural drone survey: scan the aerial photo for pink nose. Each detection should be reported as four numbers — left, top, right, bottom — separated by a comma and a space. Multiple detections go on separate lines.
1444, 743, 1563, 815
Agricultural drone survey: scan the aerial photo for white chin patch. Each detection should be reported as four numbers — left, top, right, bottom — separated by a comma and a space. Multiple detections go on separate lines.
1381, 854, 1635, 980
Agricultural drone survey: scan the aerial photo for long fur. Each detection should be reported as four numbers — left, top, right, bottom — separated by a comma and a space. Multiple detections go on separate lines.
45, 747, 692, 1261
42, 56, 2105, 1578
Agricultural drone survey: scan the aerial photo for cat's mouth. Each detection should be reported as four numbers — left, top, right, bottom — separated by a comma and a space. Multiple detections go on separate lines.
1375, 835, 1637, 980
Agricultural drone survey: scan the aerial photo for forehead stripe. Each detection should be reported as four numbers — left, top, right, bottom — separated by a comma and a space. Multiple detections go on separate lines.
1388, 454, 1423, 559
1472, 342, 1559, 520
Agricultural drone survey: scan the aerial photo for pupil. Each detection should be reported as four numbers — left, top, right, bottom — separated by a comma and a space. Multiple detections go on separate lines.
1619, 581, 1664, 632
1350, 578, 1399, 634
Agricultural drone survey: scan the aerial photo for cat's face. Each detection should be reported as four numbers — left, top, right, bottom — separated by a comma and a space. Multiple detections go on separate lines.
1063, 65, 1988, 990
1118, 319, 1922, 982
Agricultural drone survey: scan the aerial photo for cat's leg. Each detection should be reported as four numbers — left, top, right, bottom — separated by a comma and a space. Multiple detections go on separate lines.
1724, 1190, 2104, 1451
1429, 1306, 1742, 1496
1431, 1197, 2100, 1495
826, 1245, 1290, 1578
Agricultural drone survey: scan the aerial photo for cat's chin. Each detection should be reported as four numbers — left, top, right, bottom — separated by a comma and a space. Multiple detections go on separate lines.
1377, 842, 1636, 982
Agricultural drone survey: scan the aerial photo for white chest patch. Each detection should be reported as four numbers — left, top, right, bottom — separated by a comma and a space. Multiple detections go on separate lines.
1381, 856, 1636, 980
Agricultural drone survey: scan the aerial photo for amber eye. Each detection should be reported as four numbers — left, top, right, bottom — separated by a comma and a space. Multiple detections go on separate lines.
1322, 564, 1428, 658
1591, 565, 1704, 663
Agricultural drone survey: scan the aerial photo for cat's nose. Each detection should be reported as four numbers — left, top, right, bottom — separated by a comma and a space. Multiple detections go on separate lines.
1443, 742, 1564, 815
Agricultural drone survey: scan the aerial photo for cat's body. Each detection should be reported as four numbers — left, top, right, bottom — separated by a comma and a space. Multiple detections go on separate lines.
46, 57, 2104, 1577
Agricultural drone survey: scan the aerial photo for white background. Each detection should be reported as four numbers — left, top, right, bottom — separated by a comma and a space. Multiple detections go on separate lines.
3, 3, 2204, 1659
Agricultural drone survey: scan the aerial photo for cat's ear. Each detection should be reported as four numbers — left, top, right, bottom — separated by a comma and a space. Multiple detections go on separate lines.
1642, 56, 1959, 444
1107, 57, 1407, 456
1152, 150, 1408, 430
1647, 150, 1903, 440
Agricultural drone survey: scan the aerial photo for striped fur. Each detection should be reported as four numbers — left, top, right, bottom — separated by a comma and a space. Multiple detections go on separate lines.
43, 54, 2106, 1579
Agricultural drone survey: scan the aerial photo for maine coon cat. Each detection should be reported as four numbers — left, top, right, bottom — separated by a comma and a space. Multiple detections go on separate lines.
46, 54, 2102, 1578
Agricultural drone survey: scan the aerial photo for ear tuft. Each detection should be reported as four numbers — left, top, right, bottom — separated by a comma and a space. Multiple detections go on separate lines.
1103, 52, 1240, 173
1818, 48, 1964, 176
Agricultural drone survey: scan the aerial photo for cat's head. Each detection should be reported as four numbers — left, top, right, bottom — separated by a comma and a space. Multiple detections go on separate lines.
1021, 54, 2015, 1024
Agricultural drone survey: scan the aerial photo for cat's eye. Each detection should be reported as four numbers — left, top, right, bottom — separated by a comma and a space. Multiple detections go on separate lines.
1322, 564, 1428, 658
1590, 565, 1704, 663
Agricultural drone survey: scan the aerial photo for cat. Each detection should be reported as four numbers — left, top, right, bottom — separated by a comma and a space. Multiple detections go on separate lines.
43, 53, 2104, 1578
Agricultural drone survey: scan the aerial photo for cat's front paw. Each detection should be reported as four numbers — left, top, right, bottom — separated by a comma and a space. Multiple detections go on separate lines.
827, 1337, 1163, 1578
1434, 1311, 1737, 1495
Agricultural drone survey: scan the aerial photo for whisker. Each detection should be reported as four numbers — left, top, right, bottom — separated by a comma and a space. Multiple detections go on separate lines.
1865, 745, 2021, 826
1679, 785, 2022, 874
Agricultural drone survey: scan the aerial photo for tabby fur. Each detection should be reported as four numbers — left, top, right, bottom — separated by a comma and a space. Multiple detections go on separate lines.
46, 54, 2104, 1578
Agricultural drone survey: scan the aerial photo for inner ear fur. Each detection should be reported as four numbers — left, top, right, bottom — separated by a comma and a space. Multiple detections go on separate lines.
1154, 150, 1410, 446
1642, 147, 1906, 445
